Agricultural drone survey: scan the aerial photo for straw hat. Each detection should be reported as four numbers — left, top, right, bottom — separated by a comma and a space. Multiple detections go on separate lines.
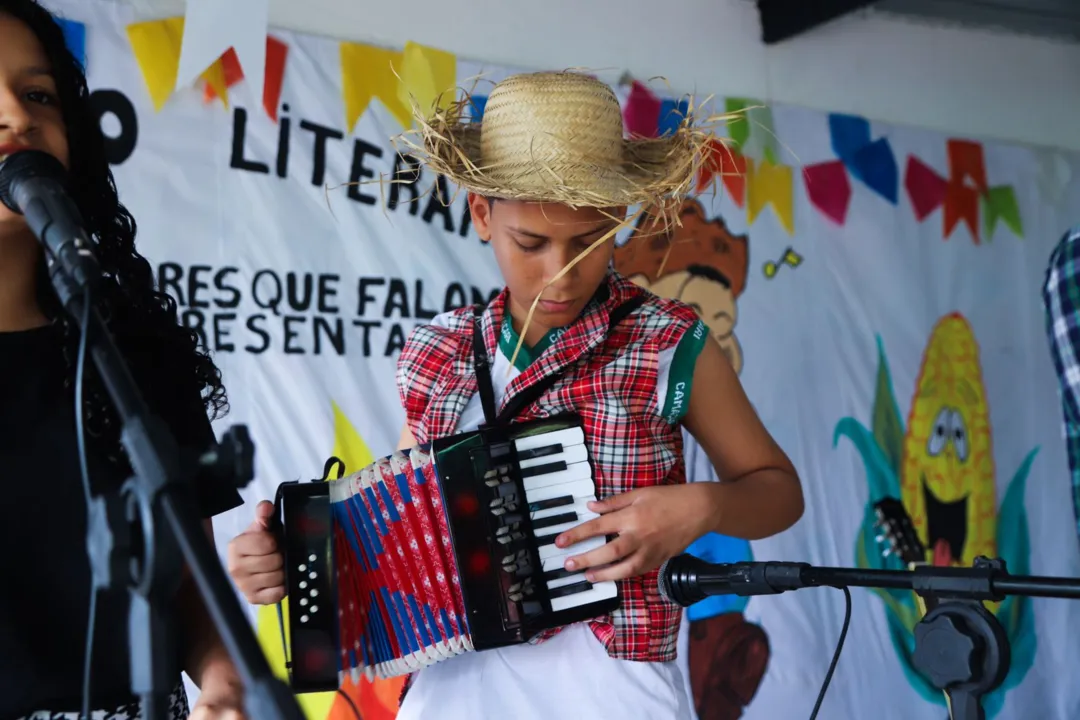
398, 71, 711, 213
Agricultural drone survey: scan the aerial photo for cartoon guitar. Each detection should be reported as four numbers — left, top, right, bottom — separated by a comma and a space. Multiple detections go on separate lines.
873, 497, 953, 720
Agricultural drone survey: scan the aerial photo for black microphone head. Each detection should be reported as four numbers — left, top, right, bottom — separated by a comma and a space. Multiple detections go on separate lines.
658, 553, 707, 607
0, 149, 68, 213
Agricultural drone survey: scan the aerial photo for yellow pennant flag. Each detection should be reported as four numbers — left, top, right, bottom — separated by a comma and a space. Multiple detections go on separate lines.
127, 17, 231, 112
398, 41, 457, 120
201, 56, 229, 109
127, 17, 185, 112
331, 400, 375, 469
746, 159, 794, 235
340, 42, 412, 131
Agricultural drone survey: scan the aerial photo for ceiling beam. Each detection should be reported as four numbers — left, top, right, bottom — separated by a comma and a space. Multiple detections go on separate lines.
757, 0, 882, 44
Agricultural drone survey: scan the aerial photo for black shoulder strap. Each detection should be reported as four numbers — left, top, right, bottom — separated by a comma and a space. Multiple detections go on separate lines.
487, 294, 647, 426
471, 305, 499, 427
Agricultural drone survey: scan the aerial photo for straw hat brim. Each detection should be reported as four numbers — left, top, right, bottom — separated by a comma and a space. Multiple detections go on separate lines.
416, 121, 698, 208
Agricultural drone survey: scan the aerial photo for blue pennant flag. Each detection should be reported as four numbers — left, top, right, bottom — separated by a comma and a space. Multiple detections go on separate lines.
657, 98, 689, 137
55, 17, 86, 70
851, 138, 899, 204
469, 95, 488, 123
828, 113, 898, 205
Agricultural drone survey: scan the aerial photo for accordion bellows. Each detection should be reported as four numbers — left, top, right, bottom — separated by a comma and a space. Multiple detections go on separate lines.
330, 449, 474, 680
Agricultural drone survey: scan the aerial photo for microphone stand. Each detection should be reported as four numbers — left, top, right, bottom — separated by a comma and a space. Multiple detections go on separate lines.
665, 556, 1080, 720
49, 262, 305, 719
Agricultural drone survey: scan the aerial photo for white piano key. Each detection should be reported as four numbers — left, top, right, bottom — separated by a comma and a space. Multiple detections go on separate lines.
518, 443, 588, 469
514, 427, 585, 453
531, 499, 595, 522
524, 478, 596, 505
523, 462, 592, 492
550, 580, 618, 613
538, 534, 604, 562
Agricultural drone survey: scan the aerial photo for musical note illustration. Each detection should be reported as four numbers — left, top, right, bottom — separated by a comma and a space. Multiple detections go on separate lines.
762, 247, 803, 279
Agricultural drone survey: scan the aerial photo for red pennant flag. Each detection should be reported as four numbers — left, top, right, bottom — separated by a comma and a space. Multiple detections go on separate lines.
947, 140, 987, 193
944, 181, 980, 242
803, 160, 851, 226
904, 156, 947, 222
204, 36, 288, 121
697, 140, 747, 207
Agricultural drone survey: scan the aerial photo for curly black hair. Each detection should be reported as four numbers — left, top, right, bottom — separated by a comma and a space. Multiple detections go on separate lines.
3, 0, 228, 465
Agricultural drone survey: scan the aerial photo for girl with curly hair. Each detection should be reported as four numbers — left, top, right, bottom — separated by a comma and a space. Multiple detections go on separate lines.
0, 1, 245, 717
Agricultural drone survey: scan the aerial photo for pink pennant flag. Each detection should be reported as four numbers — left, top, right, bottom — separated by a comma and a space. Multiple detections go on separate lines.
904, 156, 947, 222
623, 80, 661, 138
803, 160, 851, 226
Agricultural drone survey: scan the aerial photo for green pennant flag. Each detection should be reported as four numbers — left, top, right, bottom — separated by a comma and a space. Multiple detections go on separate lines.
982, 185, 1023, 239
725, 97, 778, 164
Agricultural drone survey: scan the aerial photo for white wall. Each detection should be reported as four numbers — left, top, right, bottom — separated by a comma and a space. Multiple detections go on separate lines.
128, 0, 1080, 152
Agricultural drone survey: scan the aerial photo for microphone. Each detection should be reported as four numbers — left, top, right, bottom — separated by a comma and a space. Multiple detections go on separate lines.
658, 554, 811, 606
0, 149, 99, 292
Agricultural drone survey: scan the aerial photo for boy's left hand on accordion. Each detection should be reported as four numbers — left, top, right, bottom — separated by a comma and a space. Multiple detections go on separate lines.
555, 483, 712, 583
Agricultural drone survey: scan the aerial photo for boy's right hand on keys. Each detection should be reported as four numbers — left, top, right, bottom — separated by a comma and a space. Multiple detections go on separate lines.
227, 500, 286, 605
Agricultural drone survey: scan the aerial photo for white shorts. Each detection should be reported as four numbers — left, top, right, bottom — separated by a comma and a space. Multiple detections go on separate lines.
397, 624, 693, 720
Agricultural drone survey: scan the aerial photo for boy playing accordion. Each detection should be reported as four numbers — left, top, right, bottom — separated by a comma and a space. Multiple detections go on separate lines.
228, 71, 804, 720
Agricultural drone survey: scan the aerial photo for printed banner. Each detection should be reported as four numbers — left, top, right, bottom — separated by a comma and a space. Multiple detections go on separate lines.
40, 1, 1080, 718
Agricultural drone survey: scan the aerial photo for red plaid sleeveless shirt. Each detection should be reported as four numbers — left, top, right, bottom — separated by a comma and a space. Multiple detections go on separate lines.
396, 270, 702, 662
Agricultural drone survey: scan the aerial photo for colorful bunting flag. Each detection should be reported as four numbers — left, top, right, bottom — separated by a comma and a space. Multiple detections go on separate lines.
904, 156, 946, 222
827, 114, 898, 204
947, 139, 987, 192
983, 185, 1023, 238
469, 95, 488, 123
944, 181, 980, 242
623, 80, 662, 138
340, 43, 411, 130
55, 17, 86, 70
126, 18, 186, 111
657, 98, 688, 137
203, 36, 289, 120
803, 160, 851, 226
725, 97, 778, 164
747, 159, 794, 235
903, 140, 1023, 242
176, 0, 269, 105
397, 41, 457, 119
340, 41, 456, 131
697, 139, 747, 206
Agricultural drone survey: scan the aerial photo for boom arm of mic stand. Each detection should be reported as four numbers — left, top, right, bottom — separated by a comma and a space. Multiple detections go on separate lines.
787, 557, 1080, 720
51, 262, 304, 720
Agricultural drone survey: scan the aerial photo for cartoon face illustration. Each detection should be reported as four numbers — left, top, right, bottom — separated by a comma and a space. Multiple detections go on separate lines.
900, 313, 997, 568
615, 199, 749, 373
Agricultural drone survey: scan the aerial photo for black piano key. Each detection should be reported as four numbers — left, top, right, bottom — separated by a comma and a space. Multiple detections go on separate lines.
520, 460, 568, 479
528, 495, 574, 513
548, 580, 593, 599
516, 443, 563, 461
530, 511, 577, 531
535, 531, 559, 548
542, 566, 578, 582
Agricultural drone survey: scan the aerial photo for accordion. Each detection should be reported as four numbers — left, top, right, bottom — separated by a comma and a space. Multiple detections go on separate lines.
274, 413, 621, 691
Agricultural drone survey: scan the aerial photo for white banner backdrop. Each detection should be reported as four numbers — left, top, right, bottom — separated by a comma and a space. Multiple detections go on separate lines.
37, 1, 1080, 719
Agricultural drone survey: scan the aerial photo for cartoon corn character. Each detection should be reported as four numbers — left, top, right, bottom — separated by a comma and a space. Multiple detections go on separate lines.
900, 313, 998, 569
